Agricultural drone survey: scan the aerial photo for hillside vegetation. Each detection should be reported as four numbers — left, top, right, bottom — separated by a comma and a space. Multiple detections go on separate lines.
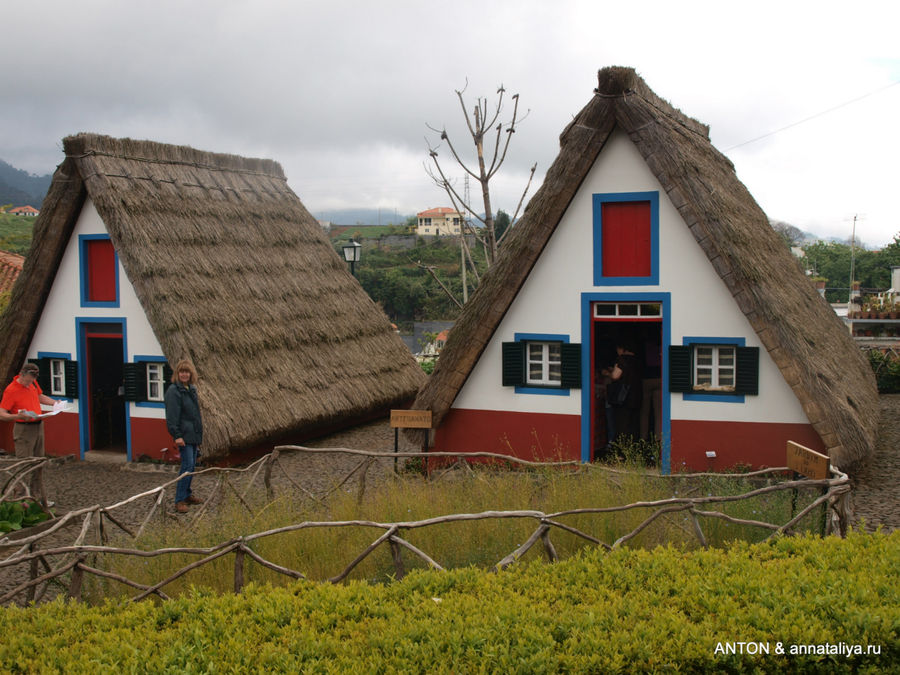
0, 213, 35, 254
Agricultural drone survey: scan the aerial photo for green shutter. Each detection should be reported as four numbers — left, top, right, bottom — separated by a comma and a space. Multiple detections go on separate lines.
162, 363, 174, 397
122, 362, 145, 401
735, 347, 759, 395
64, 360, 79, 399
668, 345, 692, 392
502, 342, 524, 387
560, 344, 582, 389
27, 358, 52, 393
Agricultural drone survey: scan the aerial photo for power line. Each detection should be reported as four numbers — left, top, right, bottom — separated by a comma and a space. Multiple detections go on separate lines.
725, 80, 900, 151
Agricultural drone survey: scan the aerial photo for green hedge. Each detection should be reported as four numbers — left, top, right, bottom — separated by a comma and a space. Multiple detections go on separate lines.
2, 531, 898, 673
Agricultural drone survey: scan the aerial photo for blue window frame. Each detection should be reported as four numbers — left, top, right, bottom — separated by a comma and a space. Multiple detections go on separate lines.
78, 234, 120, 308
679, 337, 747, 403
592, 191, 660, 286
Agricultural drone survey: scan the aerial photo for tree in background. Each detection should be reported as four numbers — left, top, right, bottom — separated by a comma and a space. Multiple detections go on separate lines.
771, 220, 805, 248
425, 83, 536, 287
494, 210, 511, 242
801, 232, 900, 302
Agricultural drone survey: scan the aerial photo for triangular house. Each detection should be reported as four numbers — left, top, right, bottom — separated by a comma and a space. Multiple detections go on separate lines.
411, 67, 878, 472
0, 134, 425, 461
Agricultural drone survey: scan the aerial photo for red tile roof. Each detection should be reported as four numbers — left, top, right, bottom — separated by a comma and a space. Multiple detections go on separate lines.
416, 207, 460, 218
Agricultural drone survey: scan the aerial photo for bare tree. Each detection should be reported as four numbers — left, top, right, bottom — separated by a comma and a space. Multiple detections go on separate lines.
426, 83, 537, 271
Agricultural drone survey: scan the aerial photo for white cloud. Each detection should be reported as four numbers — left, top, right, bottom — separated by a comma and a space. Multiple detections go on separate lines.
2, 0, 897, 245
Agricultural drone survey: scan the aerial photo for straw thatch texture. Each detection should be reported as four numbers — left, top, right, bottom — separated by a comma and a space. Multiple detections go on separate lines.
0, 134, 425, 458
412, 66, 878, 469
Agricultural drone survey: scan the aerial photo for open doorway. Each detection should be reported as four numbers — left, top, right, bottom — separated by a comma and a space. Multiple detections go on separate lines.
84, 327, 126, 452
591, 302, 662, 464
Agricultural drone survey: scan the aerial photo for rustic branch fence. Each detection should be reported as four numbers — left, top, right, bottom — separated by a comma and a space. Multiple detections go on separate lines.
1, 447, 851, 607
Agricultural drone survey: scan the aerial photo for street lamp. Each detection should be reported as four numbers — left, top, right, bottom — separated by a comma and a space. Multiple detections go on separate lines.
342, 239, 362, 276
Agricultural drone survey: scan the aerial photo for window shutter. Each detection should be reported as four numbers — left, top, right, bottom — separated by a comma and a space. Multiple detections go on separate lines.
64, 360, 79, 399
122, 362, 146, 401
162, 363, 174, 397
27, 358, 52, 393
560, 344, 582, 389
668, 346, 692, 392
502, 342, 525, 387
735, 347, 759, 395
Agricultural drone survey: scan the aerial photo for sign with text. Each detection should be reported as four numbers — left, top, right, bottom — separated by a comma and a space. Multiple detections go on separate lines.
390, 409, 433, 429
786, 441, 830, 479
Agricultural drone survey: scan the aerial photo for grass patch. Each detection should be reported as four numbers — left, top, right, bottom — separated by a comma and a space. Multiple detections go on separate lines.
82, 461, 825, 602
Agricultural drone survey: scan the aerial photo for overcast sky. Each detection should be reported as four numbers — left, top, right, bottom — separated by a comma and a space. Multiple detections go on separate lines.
2, 0, 898, 246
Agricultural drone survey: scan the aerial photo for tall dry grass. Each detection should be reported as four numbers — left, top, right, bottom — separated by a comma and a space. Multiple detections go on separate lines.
81, 457, 822, 602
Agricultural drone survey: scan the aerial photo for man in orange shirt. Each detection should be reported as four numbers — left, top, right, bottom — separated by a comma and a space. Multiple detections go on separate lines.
0, 363, 58, 507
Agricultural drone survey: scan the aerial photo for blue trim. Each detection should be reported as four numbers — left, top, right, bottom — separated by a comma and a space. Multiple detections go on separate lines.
592, 192, 660, 286
36, 351, 72, 359
581, 292, 671, 473
36, 351, 74, 402
681, 336, 746, 403
76, 318, 131, 460
78, 234, 120, 308
133, 355, 167, 408
513, 333, 571, 396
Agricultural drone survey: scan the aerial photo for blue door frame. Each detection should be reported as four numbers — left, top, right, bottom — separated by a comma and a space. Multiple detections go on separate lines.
76, 317, 131, 460
580, 292, 672, 473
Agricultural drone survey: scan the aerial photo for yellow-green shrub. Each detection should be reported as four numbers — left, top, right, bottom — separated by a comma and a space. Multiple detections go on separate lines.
2, 530, 897, 673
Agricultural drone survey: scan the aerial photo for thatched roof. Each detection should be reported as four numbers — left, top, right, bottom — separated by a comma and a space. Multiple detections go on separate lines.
412, 66, 878, 469
0, 133, 425, 458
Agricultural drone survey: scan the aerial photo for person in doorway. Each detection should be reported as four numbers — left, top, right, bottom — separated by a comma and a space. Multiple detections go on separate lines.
640, 336, 662, 441
164, 359, 204, 514
608, 340, 643, 444
0, 363, 58, 507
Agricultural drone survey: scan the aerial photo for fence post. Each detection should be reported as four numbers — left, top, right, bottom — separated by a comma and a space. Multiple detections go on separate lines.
389, 537, 406, 579
67, 557, 85, 600
234, 542, 245, 594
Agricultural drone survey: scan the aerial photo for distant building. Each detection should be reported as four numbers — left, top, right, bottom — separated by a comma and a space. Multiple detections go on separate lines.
416, 207, 463, 236
9, 205, 39, 217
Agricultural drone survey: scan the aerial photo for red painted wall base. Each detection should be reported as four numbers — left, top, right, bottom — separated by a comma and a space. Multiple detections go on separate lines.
431, 409, 826, 472
669, 420, 825, 472
433, 408, 581, 462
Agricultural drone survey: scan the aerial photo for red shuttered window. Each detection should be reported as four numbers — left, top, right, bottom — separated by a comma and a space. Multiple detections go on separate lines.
600, 201, 651, 277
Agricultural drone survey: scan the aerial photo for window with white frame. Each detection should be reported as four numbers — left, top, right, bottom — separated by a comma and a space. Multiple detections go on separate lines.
49, 359, 66, 396
526, 341, 562, 386
693, 345, 736, 391
146, 363, 165, 402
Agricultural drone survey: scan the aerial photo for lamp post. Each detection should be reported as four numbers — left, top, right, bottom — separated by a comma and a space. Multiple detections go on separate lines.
342, 239, 362, 276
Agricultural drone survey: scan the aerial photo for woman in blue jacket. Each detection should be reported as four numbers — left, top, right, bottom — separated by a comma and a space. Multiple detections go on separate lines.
165, 359, 204, 513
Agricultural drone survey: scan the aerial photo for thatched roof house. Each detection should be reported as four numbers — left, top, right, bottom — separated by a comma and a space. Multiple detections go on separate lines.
411, 67, 878, 471
0, 134, 425, 460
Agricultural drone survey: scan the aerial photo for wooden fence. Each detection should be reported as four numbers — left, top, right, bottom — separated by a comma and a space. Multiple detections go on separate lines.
0, 448, 851, 607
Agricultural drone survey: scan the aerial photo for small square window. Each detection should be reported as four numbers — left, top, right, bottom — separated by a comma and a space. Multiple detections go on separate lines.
146, 363, 165, 402
693, 345, 736, 391
50, 359, 66, 396
526, 342, 562, 386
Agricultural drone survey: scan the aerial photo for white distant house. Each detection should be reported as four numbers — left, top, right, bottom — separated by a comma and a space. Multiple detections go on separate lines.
9, 205, 39, 216
416, 207, 463, 236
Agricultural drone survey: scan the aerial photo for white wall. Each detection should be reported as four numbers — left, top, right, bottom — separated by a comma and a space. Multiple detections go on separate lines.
26, 198, 165, 419
453, 129, 808, 425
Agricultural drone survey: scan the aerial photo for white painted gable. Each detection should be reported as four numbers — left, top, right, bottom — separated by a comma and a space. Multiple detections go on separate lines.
453, 129, 808, 425
25, 197, 165, 419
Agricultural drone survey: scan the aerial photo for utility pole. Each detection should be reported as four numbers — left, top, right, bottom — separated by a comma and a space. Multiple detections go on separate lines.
846, 214, 865, 306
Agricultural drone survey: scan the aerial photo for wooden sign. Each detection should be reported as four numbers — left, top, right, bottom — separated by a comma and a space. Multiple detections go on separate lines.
786, 441, 830, 479
390, 409, 433, 429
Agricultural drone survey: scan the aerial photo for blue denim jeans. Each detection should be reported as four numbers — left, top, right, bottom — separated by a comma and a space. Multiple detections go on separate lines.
175, 444, 198, 504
